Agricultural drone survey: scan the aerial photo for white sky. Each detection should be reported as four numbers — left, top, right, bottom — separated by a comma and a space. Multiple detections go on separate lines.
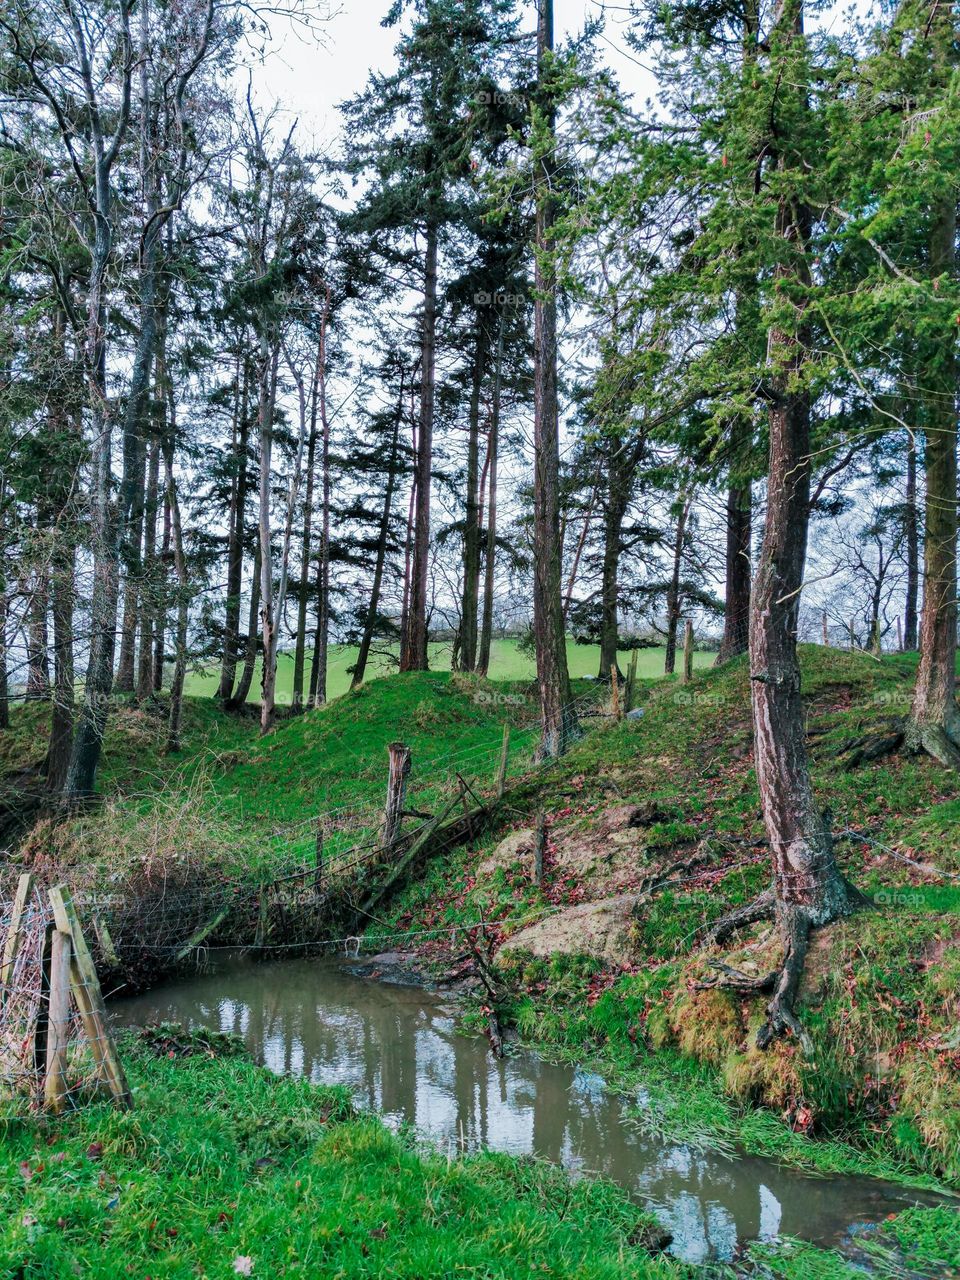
243, 0, 656, 152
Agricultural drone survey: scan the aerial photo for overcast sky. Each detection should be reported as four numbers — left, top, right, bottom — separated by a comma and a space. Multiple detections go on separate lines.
245, 0, 656, 153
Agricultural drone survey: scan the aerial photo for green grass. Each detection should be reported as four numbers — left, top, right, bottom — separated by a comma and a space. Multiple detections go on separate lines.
183, 639, 714, 705
373, 646, 960, 1188
0, 1029, 682, 1280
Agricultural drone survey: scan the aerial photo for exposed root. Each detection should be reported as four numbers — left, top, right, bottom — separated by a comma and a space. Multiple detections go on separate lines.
755, 907, 815, 1057
695, 960, 778, 994
701, 888, 775, 947
905, 721, 960, 770
837, 723, 905, 771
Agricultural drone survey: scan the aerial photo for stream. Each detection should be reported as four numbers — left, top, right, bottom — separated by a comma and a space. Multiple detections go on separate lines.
110, 953, 946, 1266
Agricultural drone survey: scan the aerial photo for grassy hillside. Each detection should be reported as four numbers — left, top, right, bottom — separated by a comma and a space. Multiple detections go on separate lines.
184, 639, 714, 705
4, 647, 960, 1277
373, 647, 960, 1187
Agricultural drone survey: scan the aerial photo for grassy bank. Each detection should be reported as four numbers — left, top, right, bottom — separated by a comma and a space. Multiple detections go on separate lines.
0, 1029, 682, 1280
371, 648, 960, 1191
182, 639, 714, 706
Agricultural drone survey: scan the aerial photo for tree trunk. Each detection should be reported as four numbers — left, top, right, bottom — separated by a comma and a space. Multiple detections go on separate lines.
663, 494, 691, 675
227, 542, 262, 713
162, 397, 189, 753
0, 585, 8, 731
532, 0, 577, 759
218, 354, 251, 703
459, 320, 488, 671
46, 544, 75, 792
26, 571, 50, 699
292, 343, 321, 711
136, 431, 161, 701
353, 386, 404, 690
153, 488, 172, 691
476, 316, 504, 679
903, 426, 919, 652
258, 339, 281, 735
717, 480, 752, 663
115, 437, 147, 693
908, 198, 960, 761
309, 327, 332, 709
400, 224, 438, 672
745, 0, 858, 1050
598, 453, 630, 681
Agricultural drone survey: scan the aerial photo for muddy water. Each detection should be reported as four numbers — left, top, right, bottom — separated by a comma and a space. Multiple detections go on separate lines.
110, 955, 942, 1265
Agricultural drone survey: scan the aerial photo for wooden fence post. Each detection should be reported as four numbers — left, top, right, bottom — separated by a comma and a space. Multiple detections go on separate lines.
382, 742, 411, 849
496, 723, 510, 799
44, 929, 72, 1114
49, 885, 132, 1109
314, 819, 324, 897
1, 871, 34, 1004
611, 667, 622, 720
822, 611, 829, 647
682, 620, 694, 684
625, 650, 638, 713
533, 812, 546, 887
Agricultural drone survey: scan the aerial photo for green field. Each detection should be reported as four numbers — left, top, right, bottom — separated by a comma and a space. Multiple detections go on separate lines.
185, 638, 715, 704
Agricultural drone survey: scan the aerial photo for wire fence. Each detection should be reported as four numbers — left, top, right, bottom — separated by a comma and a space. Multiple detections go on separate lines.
0, 685, 613, 1109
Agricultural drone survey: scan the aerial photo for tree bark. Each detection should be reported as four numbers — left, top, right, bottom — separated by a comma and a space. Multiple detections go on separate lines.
226, 541, 262, 713
476, 315, 504, 678
352, 383, 404, 690
25, 571, 50, 699
459, 320, 488, 671
903, 428, 919, 651
46, 543, 75, 792
745, 0, 858, 1049
257, 338, 281, 735
400, 224, 438, 672
532, 0, 577, 759
598, 451, 631, 680
292, 338, 322, 712
309, 325, 332, 709
663, 494, 691, 675
717, 480, 752, 663
908, 195, 960, 761
218, 353, 251, 703
162, 388, 189, 753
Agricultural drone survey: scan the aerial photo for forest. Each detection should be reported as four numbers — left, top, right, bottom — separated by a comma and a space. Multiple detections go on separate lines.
1, 0, 960, 1276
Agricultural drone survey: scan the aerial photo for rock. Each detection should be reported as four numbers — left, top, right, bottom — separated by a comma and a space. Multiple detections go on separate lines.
477, 827, 534, 877
626, 708, 645, 720
499, 893, 640, 965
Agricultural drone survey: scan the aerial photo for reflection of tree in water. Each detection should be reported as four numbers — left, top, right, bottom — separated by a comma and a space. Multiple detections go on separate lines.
110, 960, 934, 1266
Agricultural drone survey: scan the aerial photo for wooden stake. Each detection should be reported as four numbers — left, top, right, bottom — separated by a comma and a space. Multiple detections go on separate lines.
44, 929, 72, 1114
173, 906, 230, 963
682, 620, 694, 684
610, 666, 622, 720
822, 611, 829, 647
533, 812, 546, 886
382, 742, 412, 849
1, 871, 34, 1002
314, 820, 324, 896
625, 650, 638, 713
92, 915, 119, 969
49, 885, 132, 1108
495, 723, 510, 799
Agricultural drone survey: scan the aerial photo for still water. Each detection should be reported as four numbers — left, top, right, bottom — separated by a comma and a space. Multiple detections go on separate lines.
111, 954, 944, 1265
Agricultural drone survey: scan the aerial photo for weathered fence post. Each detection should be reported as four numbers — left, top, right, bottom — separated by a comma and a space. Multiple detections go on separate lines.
611, 666, 623, 720
495, 723, 510, 799
822, 612, 829, 647
382, 742, 411, 849
533, 812, 547, 887
682, 620, 694, 684
625, 650, 638, 713
314, 819, 324, 897
49, 885, 132, 1108
44, 929, 72, 1114
1, 871, 34, 1004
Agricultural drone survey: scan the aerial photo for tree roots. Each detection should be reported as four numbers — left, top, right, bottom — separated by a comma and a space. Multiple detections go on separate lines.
837, 714, 960, 771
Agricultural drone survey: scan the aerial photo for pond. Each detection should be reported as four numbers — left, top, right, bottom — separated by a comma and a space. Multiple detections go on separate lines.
110, 954, 944, 1266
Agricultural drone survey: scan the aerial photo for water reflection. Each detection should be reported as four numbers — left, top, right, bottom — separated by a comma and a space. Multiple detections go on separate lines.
111, 956, 937, 1264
